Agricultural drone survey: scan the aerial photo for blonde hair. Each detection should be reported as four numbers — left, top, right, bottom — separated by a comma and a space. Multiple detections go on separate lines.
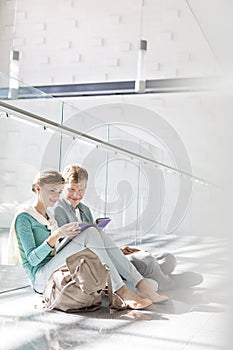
62, 164, 88, 184
32, 169, 65, 192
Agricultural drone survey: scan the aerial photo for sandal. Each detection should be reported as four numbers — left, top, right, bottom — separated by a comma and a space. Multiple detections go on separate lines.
111, 293, 152, 310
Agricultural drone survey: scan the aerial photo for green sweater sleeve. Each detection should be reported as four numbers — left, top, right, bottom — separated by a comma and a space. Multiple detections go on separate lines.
15, 213, 53, 267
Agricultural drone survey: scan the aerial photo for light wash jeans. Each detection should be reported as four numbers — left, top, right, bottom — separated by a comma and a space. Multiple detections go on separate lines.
34, 227, 143, 293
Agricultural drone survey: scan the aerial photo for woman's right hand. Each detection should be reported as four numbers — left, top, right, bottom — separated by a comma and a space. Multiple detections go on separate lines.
56, 222, 81, 238
46, 222, 81, 248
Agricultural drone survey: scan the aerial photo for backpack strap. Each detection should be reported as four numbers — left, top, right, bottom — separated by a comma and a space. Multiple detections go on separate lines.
106, 269, 113, 307
43, 278, 76, 311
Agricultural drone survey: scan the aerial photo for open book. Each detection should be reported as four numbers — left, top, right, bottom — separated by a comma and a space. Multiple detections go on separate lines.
79, 217, 111, 232
56, 217, 111, 253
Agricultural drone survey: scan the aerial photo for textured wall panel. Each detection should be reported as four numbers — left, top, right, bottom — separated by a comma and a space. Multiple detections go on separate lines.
0, 0, 219, 85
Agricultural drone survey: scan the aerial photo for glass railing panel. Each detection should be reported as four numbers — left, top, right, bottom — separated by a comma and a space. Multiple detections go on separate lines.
1, 72, 185, 178
72, 103, 175, 170
58, 130, 109, 216
101, 152, 165, 248
62, 101, 112, 144
0, 112, 62, 231
0, 72, 63, 124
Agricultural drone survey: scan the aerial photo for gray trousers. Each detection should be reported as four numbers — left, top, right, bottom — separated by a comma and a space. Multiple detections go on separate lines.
127, 250, 177, 291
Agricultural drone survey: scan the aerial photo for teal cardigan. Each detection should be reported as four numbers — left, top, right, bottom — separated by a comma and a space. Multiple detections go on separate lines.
15, 212, 54, 285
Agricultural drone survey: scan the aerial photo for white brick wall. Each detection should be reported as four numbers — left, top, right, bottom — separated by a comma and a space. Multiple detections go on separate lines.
0, 0, 219, 86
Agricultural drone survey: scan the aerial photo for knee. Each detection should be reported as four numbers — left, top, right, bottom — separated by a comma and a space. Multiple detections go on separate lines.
86, 226, 99, 234
144, 278, 158, 291
132, 254, 160, 278
81, 226, 101, 238
73, 226, 101, 245
127, 254, 148, 275
163, 253, 177, 268
158, 253, 177, 275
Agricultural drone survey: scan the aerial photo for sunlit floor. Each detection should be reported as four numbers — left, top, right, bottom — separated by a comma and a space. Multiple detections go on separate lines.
0, 234, 230, 350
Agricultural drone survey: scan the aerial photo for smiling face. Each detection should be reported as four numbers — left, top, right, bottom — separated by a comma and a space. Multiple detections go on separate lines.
35, 183, 64, 208
63, 180, 87, 208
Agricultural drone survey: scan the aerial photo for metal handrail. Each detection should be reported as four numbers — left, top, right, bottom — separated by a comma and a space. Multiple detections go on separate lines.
0, 100, 210, 185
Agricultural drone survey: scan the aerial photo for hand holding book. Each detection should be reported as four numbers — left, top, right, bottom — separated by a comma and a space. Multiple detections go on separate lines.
76, 217, 111, 232
56, 218, 111, 253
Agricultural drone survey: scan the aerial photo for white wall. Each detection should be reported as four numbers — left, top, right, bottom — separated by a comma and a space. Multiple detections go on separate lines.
0, 0, 220, 85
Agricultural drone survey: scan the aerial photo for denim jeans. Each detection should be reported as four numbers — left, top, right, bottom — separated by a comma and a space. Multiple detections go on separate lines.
34, 227, 143, 293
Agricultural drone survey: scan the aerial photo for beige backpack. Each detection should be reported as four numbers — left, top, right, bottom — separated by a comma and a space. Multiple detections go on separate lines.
42, 248, 112, 312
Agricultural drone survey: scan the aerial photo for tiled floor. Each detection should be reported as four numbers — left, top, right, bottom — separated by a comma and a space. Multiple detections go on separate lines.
0, 234, 230, 350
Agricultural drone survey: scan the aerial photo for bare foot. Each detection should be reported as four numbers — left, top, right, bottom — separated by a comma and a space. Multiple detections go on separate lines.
136, 279, 169, 303
114, 285, 152, 310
